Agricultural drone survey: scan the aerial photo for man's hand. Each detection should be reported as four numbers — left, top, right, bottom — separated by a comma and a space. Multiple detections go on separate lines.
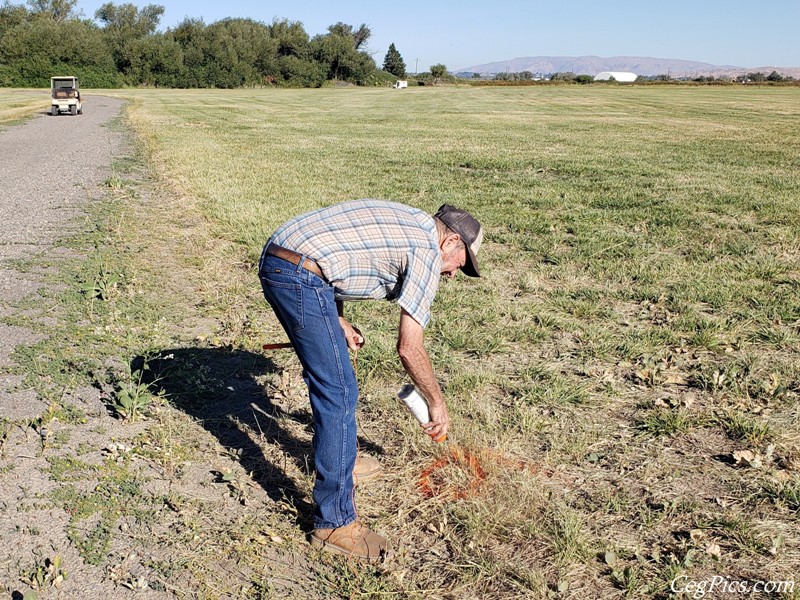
339, 316, 365, 351
423, 400, 449, 441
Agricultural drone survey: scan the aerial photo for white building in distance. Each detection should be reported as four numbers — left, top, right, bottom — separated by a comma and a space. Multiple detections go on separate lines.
594, 71, 637, 82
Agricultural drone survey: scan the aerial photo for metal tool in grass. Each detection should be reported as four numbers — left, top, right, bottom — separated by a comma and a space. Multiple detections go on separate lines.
262, 342, 293, 350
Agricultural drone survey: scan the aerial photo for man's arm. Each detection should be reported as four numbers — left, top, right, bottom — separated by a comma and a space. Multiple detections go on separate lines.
396, 308, 450, 439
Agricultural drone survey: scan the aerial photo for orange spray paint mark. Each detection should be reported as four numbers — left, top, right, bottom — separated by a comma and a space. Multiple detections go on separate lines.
418, 446, 551, 500
418, 446, 487, 500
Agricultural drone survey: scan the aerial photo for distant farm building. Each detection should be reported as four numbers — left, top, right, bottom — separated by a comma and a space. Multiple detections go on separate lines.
594, 71, 637, 82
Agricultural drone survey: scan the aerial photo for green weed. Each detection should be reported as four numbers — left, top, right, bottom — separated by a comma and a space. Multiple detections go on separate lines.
610, 564, 644, 597
318, 560, 398, 598
547, 505, 591, 567
718, 409, 773, 444
49, 459, 150, 566
24, 554, 67, 591
760, 478, 800, 513
113, 365, 159, 422
638, 408, 696, 437
47, 455, 97, 481
80, 265, 121, 302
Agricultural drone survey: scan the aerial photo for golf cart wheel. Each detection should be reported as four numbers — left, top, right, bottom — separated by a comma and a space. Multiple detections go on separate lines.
51, 106, 58, 116
70, 105, 77, 116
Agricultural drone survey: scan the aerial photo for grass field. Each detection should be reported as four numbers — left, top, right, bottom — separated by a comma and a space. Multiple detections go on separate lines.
0, 88, 49, 125
3, 84, 800, 598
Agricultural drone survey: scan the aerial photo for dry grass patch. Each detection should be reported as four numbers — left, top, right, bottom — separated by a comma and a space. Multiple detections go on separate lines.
0, 88, 47, 124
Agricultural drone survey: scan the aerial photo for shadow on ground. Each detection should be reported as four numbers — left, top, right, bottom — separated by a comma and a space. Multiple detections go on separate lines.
132, 346, 383, 530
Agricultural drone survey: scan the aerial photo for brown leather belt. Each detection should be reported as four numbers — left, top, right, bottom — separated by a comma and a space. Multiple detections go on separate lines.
266, 243, 326, 280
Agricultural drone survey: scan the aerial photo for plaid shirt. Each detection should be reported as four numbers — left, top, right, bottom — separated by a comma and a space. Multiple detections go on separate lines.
270, 199, 442, 327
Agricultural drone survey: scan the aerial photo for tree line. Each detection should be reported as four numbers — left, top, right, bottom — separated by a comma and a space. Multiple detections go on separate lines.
0, 0, 416, 87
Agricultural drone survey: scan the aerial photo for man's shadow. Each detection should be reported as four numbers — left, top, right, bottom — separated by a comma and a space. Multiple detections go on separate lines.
132, 346, 382, 529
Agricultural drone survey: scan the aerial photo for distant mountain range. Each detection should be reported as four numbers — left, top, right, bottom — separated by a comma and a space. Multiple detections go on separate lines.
458, 55, 800, 78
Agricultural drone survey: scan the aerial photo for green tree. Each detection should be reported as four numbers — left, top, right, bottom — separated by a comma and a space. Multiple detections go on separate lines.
0, 12, 117, 86
200, 18, 273, 88
268, 18, 325, 86
169, 17, 207, 86
127, 32, 183, 86
311, 22, 376, 83
550, 71, 576, 82
269, 18, 310, 59
382, 42, 405, 77
430, 63, 447, 79
311, 32, 350, 81
275, 54, 325, 87
167, 15, 323, 88
766, 70, 784, 82
26, 0, 78, 22
95, 2, 164, 37
95, 2, 165, 76
326, 21, 370, 50
0, 3, 30, 35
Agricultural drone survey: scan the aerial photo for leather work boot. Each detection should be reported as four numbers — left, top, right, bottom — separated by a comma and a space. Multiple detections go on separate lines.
352, 454, 381, 485
310, 519, 391, 562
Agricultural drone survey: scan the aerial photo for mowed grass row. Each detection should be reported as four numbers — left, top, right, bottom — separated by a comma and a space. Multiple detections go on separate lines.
0, 88, 49, 124
98, 86, 800, 598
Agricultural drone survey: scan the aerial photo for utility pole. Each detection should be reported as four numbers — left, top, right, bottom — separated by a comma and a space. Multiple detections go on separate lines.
415, 58, 419, 75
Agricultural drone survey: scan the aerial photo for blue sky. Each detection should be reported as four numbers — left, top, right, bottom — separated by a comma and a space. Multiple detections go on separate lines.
73, 0, 799, 71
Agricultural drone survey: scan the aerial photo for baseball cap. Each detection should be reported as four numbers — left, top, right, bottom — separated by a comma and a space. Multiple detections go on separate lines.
434, 204, 483, 277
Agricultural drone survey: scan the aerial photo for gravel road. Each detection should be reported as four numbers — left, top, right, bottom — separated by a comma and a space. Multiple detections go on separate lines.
0, 94, 126, 419
0, 95, 176, 599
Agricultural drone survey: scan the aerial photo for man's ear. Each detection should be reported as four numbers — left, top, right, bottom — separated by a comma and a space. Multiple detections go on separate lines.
442, 233, 461, 250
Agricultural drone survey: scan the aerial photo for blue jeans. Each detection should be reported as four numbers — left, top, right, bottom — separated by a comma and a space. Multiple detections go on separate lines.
258, 251, 358, 530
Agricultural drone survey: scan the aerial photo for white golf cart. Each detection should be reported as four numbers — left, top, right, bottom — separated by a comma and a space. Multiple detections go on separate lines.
50, 76, 82, 116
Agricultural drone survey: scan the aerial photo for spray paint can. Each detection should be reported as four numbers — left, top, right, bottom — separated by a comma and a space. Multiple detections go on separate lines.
397, 384, 447, 443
